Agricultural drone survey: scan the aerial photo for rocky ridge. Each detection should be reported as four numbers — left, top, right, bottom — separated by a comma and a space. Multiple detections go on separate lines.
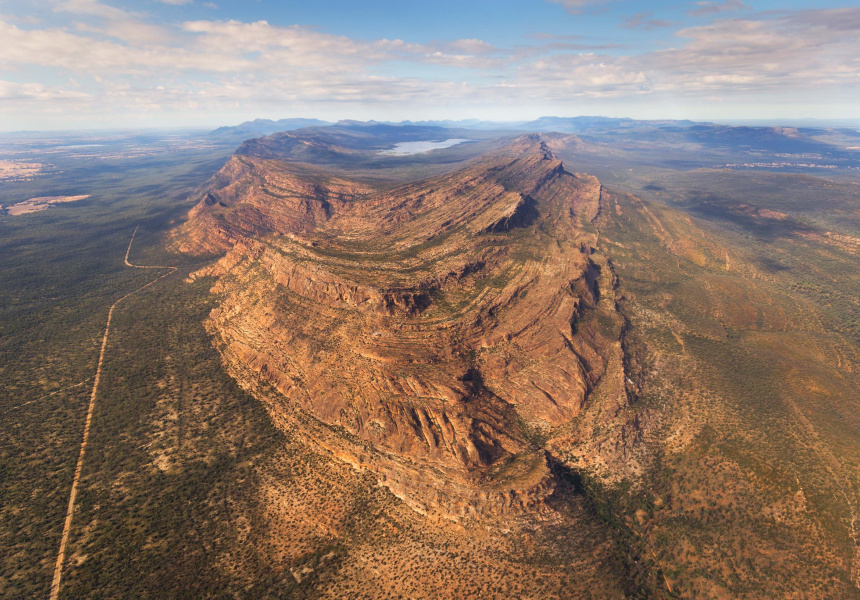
177, 135, 634, 520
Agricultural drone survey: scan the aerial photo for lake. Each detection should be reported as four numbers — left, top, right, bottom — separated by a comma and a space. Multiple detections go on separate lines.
382, 139, 471, 156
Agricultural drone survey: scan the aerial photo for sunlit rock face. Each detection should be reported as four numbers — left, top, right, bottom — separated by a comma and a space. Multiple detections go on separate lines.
178, 135, 625, 519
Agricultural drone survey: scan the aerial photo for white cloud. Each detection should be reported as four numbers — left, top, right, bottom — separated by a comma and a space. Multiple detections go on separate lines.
1, 4, 859, 127
55, 0, 169, 43
548, 0, 606, 14
0, 79, 90, 100
689, 1, 749, 17
445, 38, 496, 55
55, 0, 131, 20
621, 12, 674, 30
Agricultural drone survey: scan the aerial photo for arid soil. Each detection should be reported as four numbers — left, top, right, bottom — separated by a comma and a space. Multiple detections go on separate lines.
4, 195, 90, 216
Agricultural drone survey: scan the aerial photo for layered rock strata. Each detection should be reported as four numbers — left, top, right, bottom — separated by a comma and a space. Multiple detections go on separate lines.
178, 136, 624, 519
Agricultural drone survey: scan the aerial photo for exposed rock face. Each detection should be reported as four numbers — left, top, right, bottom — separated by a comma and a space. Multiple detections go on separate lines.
179, 135, 625, 519
174, 155, 374, 254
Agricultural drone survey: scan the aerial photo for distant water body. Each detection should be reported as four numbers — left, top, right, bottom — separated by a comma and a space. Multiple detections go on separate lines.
382, 139, 470, 156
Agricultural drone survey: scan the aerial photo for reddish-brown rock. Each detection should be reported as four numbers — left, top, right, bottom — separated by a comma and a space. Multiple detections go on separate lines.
179, 135, 625, 519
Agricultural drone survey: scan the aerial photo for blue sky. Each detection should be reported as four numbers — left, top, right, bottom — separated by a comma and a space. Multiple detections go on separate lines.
1, 0, 859, 129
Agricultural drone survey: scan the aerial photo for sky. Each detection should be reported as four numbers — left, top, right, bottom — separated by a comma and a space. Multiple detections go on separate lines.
1, 0, 859, 130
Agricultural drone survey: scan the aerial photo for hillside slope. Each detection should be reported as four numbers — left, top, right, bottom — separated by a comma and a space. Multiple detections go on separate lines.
175, 129, 860, 598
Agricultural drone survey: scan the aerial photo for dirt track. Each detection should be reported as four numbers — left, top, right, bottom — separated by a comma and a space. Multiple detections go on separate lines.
49, 215, 175, 600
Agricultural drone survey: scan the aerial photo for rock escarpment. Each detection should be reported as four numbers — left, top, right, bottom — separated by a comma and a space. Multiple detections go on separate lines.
178, 135, 627, 519
174, 156, 374, 255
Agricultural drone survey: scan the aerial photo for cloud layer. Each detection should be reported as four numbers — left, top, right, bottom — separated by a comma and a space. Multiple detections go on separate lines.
1, 1, 859, 128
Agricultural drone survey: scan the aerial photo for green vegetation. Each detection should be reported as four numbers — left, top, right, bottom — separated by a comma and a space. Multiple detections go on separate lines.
0, 141, 234, 598
590, 180, 860, 598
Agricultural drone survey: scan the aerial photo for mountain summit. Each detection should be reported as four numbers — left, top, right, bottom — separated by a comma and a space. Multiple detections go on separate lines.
177, 135, 636, 518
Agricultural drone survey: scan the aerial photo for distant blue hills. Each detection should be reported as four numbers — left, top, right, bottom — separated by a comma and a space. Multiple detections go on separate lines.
210, 115, 708, 138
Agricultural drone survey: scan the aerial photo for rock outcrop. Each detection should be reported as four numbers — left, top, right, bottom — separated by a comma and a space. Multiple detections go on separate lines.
178, 135, 626, 520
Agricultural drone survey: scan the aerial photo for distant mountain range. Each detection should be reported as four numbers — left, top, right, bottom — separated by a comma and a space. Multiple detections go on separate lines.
210, 115, 707, 139
210, 118, 333, 138
208, 118, 860, 174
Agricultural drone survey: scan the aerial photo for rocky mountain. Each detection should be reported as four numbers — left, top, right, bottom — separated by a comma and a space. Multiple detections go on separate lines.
210, 118, 333, 139
172, 124, 860, 598
176, 134, 639, 519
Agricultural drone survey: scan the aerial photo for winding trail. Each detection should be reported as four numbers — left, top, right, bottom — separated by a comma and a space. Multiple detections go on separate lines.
49, 212, 175, 600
